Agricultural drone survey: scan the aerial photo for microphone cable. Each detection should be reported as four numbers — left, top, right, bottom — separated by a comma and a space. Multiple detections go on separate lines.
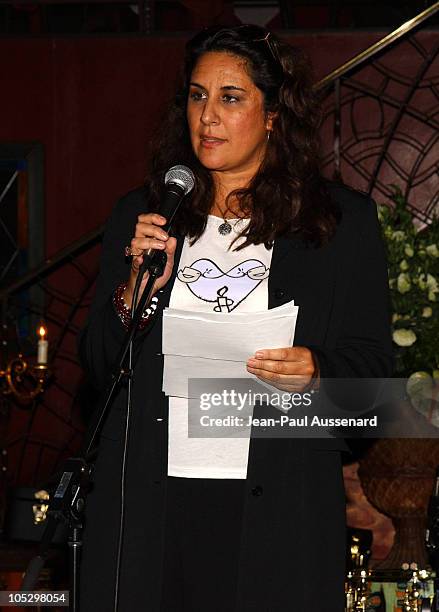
113, 258, 155, 612
111, 165, 194, 611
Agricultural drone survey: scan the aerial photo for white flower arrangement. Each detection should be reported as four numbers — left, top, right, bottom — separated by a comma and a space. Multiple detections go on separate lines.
379, 187, 439, 377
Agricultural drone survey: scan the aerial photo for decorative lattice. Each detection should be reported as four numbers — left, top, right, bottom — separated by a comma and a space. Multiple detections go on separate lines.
0, 167, 20, 284
320, 32, 439, 223
2, 245, 100, 493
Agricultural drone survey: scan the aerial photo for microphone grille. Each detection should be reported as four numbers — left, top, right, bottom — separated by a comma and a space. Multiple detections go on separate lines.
164, 165, 195, 195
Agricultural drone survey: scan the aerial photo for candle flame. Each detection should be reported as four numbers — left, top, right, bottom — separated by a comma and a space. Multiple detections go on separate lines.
38, 326, 47, 339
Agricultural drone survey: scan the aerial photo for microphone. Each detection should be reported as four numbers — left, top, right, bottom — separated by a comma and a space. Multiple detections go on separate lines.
139, 164, 195, 273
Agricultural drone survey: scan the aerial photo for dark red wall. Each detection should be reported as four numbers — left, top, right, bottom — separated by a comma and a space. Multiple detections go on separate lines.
0, 31, 388, 254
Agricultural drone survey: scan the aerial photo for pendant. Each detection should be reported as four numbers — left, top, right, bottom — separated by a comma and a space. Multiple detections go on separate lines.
218, 220, 232, 235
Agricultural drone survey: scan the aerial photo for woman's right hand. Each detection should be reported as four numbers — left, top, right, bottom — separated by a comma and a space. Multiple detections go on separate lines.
123, 213, 177, 309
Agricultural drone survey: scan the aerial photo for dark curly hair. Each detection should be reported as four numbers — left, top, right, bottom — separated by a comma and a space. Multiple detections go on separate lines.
146, 25, 339, 249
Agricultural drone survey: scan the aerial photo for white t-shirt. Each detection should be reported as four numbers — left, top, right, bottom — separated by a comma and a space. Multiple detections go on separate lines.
167, 215, 273, 479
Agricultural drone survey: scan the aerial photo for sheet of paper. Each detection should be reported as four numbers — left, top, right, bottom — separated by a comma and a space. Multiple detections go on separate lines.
163, 355, 251, 397
165, 300, 294, 323
162, 300, 299, 398
163, 300, 298, 361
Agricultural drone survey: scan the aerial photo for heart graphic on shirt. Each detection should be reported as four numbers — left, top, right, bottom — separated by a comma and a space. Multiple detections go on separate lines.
177, 258, 269, 312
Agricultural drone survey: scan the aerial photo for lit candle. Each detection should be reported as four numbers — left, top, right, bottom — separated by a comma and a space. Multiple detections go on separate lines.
37, 326, 49, 364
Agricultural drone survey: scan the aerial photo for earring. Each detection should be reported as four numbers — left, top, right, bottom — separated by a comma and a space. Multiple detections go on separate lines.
267, 130, 271, 142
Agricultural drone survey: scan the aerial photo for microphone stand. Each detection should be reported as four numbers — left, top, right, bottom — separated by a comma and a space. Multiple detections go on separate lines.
20, 251, 167, 612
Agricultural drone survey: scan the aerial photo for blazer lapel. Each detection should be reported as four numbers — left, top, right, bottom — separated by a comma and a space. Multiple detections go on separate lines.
269, 234, 299, 272
268, 235, 337, 346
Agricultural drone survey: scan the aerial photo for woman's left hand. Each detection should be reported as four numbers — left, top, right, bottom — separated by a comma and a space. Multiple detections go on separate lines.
246, 346, 319, 393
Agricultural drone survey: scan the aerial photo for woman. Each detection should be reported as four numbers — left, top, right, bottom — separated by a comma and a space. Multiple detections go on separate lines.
79, 25, 393, 611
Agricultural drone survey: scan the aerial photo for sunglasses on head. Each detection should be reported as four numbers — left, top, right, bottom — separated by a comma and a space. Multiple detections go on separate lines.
188, 25, 283, 73
235, 25, 283, 68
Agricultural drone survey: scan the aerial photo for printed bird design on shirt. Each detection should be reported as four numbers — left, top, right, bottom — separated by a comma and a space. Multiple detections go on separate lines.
177, 258, 270, 312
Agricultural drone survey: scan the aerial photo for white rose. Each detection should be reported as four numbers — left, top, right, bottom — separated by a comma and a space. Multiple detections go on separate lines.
400, 259, 409, 271
392, 329, 417, 347
392, 231, 405, 241
426, 274, 438, 291
426, 244, 439, 258
392, 313, 402, 323
405, 245, 414, 257
429, 290, 437, 302
397, 273, 411, 294
422, 306, 433, 317
418, 273, 428, 290
407, 372, 434, 417
419, 273, 438, 293
407, 371, 432, 393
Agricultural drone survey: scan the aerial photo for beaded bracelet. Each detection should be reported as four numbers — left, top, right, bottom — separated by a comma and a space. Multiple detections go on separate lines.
113, 282, 159, 330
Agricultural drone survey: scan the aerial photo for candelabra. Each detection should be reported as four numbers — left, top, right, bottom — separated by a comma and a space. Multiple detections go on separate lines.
345, 565, 434, 612
0, 325, 50, 406
402, 566, 432, 612
346, 569, 370, 611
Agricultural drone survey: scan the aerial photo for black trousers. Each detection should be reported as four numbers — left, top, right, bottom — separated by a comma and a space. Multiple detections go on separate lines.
160, 476, 246, 612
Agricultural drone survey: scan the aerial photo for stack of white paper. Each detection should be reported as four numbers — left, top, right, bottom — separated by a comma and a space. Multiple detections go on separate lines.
162, 300, 299, 398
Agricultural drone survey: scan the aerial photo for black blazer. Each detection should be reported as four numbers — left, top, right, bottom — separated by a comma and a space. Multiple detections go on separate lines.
79, 183, 393, 611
